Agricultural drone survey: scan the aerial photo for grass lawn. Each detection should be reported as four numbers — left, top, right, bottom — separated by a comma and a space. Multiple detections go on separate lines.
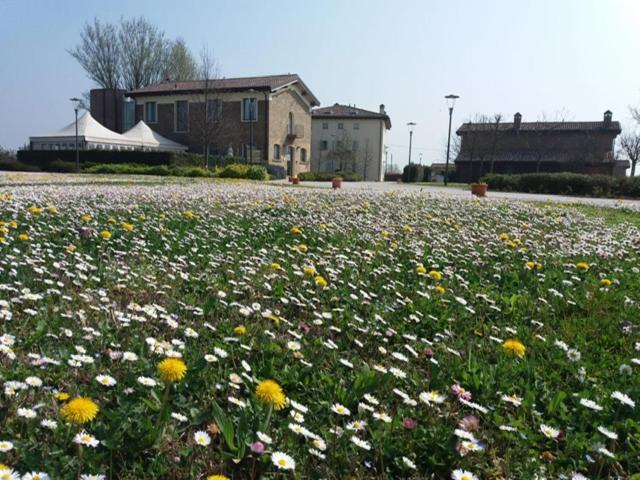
0, 176, 638, 479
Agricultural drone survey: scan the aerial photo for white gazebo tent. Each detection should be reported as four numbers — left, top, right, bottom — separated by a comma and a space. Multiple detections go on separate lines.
29, 112, 141, 151
121, 121, 188, 152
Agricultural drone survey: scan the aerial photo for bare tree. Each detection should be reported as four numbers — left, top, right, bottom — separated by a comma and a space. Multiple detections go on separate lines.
191, 46, 224, 169
119, 17, 170, 90
164, 38, 198, 81
488, 113, 503, 174
328, 131, 356, 172
619, 130, 640, 176
526, 111, 568, 173
69, 18, 121, 89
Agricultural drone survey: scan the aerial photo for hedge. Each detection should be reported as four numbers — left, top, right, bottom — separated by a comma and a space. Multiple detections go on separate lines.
402, 164, 431, 182
82, 162, 269, 180
483, 172, 640, 198
15, 149, 269, 173
298, 171, 362, 181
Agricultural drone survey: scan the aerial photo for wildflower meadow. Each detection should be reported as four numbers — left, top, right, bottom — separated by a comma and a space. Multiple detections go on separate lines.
0, 177, 639, 479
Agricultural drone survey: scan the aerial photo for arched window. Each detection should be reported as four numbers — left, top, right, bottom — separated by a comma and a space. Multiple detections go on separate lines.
288, 112, 293, 135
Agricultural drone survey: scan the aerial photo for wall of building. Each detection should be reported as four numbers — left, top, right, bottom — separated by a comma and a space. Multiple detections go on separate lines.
268, 89, 312, 177
311, 118, 385, 181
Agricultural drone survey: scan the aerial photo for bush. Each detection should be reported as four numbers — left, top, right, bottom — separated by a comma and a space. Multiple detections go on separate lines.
384, 172, 403, 182
402, 164, 427, 183
483, 172, 639, 198
246, 165, 269, 181
0, 157, 40, 172
219, 163, 249, 179
49, 159, 78, 173
298, 171, 362, 181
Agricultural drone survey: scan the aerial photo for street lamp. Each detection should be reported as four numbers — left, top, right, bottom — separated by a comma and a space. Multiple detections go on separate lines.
69, 97, 81, 173
407, 122, 416, 166
444, 94, 459, 186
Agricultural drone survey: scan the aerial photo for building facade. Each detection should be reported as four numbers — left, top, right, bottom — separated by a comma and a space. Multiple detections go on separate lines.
454, 111, 627, 182
311, 104, 391, 181
127, 74, 319, 177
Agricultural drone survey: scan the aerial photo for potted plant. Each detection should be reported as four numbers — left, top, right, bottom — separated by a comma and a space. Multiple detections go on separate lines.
292, 176, 300, 185
332, 176, 343, 189
470, 182, 488, 197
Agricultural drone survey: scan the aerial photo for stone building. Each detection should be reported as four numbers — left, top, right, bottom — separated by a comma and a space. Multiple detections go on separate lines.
126, 74, 320, 177
454, 111, 628, 182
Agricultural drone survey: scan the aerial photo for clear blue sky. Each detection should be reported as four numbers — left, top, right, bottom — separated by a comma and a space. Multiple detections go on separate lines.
1, 0, 639, 167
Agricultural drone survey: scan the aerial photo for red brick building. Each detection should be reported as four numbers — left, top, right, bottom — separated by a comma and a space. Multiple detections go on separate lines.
127, 74, 320, 177
454, 111, 628, 182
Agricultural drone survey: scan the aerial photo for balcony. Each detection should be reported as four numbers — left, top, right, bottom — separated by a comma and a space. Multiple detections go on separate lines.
286, 124, 304, 141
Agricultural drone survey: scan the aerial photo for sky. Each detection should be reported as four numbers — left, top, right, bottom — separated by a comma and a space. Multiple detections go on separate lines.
1, 0, 640, 168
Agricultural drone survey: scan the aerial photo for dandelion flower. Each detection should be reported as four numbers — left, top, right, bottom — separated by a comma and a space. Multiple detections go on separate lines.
233, 325, 247, 335
207, 476, 230, 480
99, 230, 111, 240
157, 358, 187, 383
60, 397, 99, 424
428, 270, 442, 281
576, 261, 589, 271
314, 275, 328, 287
502, 339, 526, 357
255, 380, 286, 410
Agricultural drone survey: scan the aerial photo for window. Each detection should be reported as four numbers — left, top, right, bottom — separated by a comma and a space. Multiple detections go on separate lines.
300, 148, 307, 163
144, 102, 157, 123
175, 101, 189, 132
273, 144, 281, 160
207, 99, 222, 121
322, 122, 328, 130
288, 112, 294, 135
241, 98, 257, 122
338, 123, 344, 130
320, 140, 328, 151
353, 122, 360, 130
352, 141, 359, 151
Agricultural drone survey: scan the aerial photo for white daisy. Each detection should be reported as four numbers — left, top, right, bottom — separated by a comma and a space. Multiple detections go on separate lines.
193, 431, 211, 446
271, 451, 296, 470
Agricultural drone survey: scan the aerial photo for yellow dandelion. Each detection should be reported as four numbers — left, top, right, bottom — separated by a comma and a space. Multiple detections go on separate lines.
28, 206, 43, 214
290, 226, 302, 234
60, 397, 99, 424
600, 278, 612, 287
314, 275, 328, 288
255, 380, 286, 410
66, 244, 76, 254
99, 230, 112, 240
415, 264, 426, 274
157, 358, 187, 383
270, 262, 281, 270
403, 225, 413, 233
183, 210, 195, 219
502, 339, 526, 357
81, 214, 91, 223
234, 325, 247, 335
18, 233, 29, 241
107, 217, 117, 224
576, 261, 589, 271
121, 222, 134, 232
303, 266, 315, 276
54, 392, 70, 401
525, 261, 535, 270
499, 233, 510, 240
428, 270, 442, 281
207, 476, 230, 480
296, 244, 308, 253
47, 206, 58, 214
435, 285, 446, 294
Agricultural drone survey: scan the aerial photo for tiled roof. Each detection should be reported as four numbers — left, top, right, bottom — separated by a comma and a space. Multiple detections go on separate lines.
127, 74, 320, 105
455, 150, 617, 164
313, 104, 392, 129
457, 121, 621, 134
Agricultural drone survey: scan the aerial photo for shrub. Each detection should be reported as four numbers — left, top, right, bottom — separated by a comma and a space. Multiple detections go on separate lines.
0, 157, 40, 172
298, 171, 362, 181
49, 159, 78, 173
219, 163, 250, 179
402, 164, 426, 183
246, 165, 269, 181
483, 172, 638, 198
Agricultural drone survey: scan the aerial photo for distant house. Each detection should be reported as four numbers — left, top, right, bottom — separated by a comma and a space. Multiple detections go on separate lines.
311, 103, 391, 181
126, 74, 320, 177
454, 111, 628, 182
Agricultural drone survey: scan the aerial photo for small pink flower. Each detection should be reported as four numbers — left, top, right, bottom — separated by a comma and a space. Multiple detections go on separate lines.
423, 348, 434, 358
458, 415, 479, 432
402, 418, 417, 430
251, 441, 265, 454
298, 322, 311, 334
451, 384, 472, 401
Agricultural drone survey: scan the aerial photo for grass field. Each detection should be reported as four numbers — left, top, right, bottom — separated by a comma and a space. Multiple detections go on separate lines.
0, 177, 638, 479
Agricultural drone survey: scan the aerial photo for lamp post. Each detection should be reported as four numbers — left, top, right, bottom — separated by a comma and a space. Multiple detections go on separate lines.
69, 97, 81, 173
444, 94, 459, 186
407, 122, 416, 166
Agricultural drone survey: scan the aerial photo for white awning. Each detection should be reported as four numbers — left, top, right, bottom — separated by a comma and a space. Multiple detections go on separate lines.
121, 121, 188, 152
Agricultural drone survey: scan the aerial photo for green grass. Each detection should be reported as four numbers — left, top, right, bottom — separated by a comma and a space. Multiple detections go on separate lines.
0, 177, 637, 479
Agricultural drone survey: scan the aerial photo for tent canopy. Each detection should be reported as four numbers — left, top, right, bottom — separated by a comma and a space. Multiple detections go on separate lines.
30, 112, 187, 152
122, 121, 188, 152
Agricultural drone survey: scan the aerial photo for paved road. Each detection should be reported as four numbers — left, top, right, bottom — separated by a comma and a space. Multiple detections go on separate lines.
271, 180, 640, 209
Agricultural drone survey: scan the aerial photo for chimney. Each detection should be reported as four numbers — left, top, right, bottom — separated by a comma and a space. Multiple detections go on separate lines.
514, 112, 522, 130
379, 104, 386, 114
603, 110, 612, 128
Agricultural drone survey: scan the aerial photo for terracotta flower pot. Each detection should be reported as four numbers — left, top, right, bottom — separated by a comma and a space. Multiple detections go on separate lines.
332, 177, 343, 189
292, 177, 300, 185
287, 176, 293, 183
470, 182, 488, 197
